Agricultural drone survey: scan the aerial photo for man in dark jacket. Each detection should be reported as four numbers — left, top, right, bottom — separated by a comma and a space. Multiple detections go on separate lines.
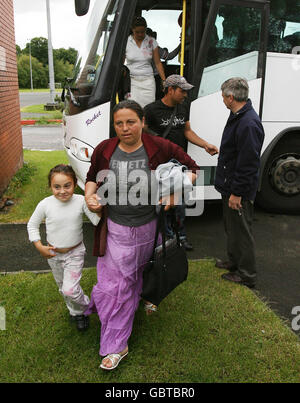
215, 77, 264, 288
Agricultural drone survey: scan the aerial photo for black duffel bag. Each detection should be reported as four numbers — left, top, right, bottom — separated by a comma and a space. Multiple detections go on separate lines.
141, 206, 188, 306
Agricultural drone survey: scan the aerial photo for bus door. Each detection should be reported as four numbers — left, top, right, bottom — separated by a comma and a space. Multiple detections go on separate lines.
141, 5, 183, 81
187, 0, 269, 199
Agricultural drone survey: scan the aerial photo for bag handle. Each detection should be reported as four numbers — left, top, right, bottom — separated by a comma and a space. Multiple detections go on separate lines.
150, 205, 164, 260
161, 208, 181, 262
150, 205, 181, 261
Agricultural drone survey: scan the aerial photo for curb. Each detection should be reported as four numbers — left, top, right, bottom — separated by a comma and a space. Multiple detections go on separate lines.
21, 119, 62, 125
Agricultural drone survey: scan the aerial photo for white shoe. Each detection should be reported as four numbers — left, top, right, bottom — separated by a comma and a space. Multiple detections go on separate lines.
100, 351, 128, 370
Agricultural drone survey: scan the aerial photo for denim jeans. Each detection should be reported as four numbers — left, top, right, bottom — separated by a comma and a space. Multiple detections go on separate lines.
164, 204, 186, 240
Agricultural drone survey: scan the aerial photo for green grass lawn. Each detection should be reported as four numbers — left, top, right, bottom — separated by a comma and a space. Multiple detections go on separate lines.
21, 104, 62, 118
20, 105, 63, 122
0, 150, 73, 223
21, 104, 57, 114
0, 261, 300, 383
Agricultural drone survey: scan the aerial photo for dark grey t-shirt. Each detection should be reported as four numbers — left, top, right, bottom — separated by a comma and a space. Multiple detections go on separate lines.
107, 145, 156, 227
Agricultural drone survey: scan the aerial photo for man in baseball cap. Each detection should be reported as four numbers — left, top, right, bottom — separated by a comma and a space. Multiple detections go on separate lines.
144, 74, 218, 251
163, 74, 194, 91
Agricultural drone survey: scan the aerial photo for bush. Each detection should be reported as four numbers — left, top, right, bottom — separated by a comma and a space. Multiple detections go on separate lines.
5, 162, 37, 195
54, 94, 64, 111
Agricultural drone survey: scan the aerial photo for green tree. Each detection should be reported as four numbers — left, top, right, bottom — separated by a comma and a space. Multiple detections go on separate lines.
53, 47, 78, 65
17, 55, 48, 88
54, 58, 74, 84
19, 39, 78, 87
16, 44, 22, 57
23, 37, 49, 66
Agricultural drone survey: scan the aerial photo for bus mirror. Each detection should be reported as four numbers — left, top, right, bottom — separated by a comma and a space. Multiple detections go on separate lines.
74, 0, 90, 16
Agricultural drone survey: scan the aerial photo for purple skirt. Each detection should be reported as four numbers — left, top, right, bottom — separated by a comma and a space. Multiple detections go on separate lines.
85, 217, 158, 356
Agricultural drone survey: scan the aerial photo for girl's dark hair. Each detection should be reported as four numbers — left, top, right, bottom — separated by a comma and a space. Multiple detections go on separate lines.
48, 164, 77, 187
131, 16, 147, 29
113, 100, 144, 121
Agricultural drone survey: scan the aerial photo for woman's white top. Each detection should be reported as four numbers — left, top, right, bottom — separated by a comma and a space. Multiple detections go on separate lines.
125, 34, 158, 77
27, 194, 100, 248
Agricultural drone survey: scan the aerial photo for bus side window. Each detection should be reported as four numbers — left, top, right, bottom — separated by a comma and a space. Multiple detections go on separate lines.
283, 31, 300, 53
268, 0, 300, 54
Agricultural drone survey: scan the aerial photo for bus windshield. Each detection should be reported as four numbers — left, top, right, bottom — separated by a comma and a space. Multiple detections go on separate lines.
72, 0, 120, 95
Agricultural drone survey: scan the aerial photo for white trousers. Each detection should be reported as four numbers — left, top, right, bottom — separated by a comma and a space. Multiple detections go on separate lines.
128, 75, 155, 108
47, 242, 90, 316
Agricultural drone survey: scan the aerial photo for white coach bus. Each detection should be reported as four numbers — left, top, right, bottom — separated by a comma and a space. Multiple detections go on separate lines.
63, 0, 300, 213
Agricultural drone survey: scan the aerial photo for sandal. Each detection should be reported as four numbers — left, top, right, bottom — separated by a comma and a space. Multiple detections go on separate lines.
144, 302, 158, 315
100, 351, 128, 371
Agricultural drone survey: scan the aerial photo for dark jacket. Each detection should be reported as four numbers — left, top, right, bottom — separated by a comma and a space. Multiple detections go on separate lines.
215, 99, 264, 201
86, 132, 200, 256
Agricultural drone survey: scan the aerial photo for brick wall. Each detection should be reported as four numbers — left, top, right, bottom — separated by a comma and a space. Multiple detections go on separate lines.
0, 0, 22, 196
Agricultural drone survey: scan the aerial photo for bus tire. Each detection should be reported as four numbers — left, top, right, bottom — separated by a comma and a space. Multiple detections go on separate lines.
255, 134, 300, 214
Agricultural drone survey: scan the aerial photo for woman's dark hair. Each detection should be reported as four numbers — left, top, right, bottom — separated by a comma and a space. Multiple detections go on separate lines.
48, 164, 77, 187
131, 16, 147, 29
113, 100, 144, 121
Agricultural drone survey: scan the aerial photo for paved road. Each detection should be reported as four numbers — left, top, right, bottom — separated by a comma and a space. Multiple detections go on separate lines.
19, 91, 61, 108
22, 126, 64, 151
20, 91, 64, 151
0, 203, 299, 336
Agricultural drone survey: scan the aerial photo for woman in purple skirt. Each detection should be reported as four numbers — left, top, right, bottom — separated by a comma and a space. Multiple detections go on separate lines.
84, 100, 199, 370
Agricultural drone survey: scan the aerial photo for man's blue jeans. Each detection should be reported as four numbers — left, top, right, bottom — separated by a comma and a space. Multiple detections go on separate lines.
164, 204, 186, 240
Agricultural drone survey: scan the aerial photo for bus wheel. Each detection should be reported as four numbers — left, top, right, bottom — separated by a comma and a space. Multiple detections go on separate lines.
256, 135, 300, 214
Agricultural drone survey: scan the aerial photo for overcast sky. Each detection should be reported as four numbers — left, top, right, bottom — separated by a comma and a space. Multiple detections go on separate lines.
13, 0, 96, 51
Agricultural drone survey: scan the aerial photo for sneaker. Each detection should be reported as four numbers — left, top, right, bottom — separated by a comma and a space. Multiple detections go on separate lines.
181, 239, 193, 251
70, 315, 89, 331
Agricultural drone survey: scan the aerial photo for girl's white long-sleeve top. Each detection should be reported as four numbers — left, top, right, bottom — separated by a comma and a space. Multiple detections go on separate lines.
27, 194, 100, 248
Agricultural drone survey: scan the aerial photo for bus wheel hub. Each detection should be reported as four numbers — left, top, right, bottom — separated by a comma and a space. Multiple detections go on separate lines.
271, 155, 300, 195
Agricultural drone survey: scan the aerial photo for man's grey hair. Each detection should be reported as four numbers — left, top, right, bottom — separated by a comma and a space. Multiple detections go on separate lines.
221, 77, 249, 102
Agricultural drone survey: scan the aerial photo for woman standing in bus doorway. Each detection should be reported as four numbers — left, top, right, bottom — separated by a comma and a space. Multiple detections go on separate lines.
125, 16, 166, 108
84, 100, 198, 370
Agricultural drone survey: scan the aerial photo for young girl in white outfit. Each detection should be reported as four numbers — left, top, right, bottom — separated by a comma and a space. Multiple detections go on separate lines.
27, 164, 100, 331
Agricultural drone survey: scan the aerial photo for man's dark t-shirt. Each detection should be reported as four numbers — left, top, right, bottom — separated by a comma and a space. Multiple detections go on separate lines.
144, 100, 189, 151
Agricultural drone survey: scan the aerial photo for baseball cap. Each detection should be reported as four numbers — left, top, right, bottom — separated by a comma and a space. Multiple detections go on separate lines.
163, 75, 194, 91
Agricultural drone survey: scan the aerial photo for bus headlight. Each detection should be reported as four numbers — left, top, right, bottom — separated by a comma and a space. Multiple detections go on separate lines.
70, 139, 94, 162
